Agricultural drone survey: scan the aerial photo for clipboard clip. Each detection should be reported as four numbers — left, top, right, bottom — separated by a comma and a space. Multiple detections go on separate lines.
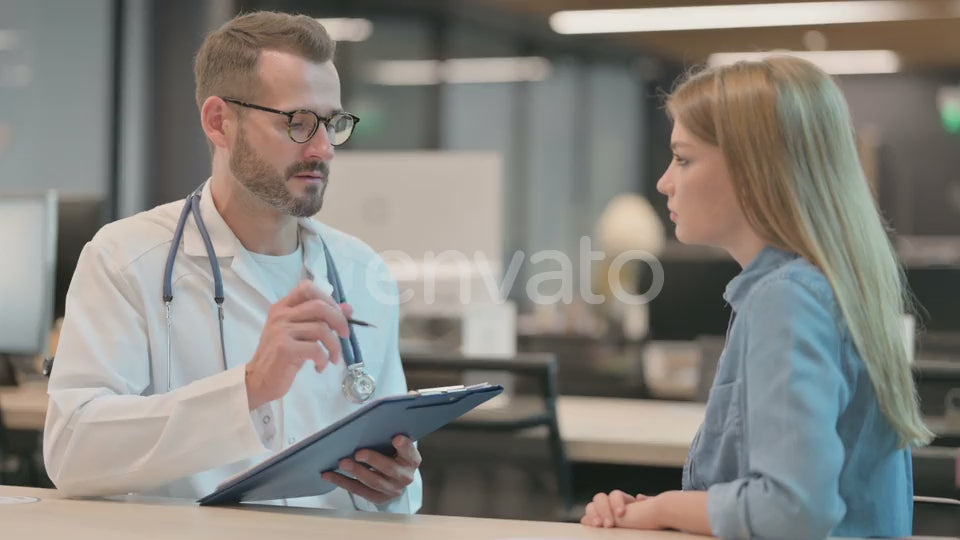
411, 383, 490, 396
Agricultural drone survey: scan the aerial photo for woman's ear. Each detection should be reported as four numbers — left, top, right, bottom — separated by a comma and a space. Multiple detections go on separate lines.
201, 96, 232, 150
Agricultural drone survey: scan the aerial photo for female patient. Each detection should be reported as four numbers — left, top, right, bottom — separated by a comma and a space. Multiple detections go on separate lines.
582, 56, 933, 538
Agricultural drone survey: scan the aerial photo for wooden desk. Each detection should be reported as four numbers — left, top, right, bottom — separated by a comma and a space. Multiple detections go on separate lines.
0, 485, 705, 539
555, 397, 702, 467
0, 381, 47, 430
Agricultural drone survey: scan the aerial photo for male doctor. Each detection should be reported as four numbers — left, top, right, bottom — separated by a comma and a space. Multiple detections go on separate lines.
42, 11, 422, 512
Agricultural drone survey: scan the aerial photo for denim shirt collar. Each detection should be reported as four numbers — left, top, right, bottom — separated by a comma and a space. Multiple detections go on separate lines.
723, 245, 799, 311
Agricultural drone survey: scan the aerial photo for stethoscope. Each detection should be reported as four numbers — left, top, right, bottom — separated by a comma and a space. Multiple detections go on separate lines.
160, 185, 376, 403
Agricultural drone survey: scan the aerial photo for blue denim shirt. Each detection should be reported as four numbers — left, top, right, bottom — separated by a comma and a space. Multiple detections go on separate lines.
682, 246, 913, 539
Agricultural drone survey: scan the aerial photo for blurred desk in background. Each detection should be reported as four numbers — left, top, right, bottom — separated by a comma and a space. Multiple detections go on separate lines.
459, 396, 704, 467
0, 380, 47, 431
556, 397, 703, 467
1, 382, 700, 466
4, 371, 956, 462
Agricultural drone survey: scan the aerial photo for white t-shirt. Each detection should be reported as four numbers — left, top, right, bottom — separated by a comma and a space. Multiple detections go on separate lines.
245, 243, 306, 301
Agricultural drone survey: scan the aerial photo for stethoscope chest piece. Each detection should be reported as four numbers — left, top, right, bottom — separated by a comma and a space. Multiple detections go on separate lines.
342, 363, 376, 404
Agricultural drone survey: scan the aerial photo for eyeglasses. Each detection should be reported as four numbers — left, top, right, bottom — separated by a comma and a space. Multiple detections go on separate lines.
221, 97, 360, 145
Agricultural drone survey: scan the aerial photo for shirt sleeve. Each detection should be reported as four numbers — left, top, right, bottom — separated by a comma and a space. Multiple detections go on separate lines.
707, 277, 850, 540
43, 240, 270, 497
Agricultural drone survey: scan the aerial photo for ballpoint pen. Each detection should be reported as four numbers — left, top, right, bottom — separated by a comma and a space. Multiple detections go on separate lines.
347, 318, 376, 328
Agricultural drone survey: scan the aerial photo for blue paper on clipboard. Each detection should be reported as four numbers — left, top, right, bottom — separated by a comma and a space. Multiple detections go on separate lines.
198, 383, 503, 506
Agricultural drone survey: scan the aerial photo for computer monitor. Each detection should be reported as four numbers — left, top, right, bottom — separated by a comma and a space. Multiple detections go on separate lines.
317, 151, 504, 315
0, 191, 58, 356
901, 265, 960, 358
645, 255, 741, 341
55, 197, 108, 318
905, 266, 960, 332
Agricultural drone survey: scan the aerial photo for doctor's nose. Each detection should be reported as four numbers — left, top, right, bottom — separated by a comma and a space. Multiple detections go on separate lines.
303, 126, 335, 162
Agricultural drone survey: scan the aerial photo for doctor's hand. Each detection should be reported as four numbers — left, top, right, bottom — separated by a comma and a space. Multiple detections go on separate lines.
321, 435, 421, 505
245, 281, 351, 410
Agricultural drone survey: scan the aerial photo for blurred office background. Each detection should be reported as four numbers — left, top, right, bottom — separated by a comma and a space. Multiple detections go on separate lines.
1, 0, 958, 532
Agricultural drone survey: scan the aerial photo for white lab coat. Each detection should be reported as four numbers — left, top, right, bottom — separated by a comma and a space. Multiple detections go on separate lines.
43, 181, 422, 513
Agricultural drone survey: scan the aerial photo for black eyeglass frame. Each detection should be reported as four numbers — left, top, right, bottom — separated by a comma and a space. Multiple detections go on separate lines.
221, 97, 360, 145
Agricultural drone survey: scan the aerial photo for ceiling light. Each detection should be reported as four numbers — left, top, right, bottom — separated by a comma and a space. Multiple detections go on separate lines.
315, 18, 373, 42
366, 60, 441, 86
364, 57, 552, 86
442, 57, 551, 84
707, 50, 901, 74
550, 1, 953, 34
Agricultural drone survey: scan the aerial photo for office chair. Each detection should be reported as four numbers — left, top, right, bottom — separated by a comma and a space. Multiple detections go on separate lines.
401, 351, 575, 522
0, 382, 41, 487
914, 361, 960, 416
913, 444, 960, 500
0, 394, 7, 484
42, 356, 54, 378
913, 495, 960, 536
0, 355, 18, 387
913, 361, 960, 448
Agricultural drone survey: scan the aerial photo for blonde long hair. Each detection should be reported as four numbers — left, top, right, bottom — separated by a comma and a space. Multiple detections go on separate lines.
667, 56, 932, 446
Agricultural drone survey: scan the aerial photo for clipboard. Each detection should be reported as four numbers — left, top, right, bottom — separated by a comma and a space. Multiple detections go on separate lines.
198, 383, 503, 506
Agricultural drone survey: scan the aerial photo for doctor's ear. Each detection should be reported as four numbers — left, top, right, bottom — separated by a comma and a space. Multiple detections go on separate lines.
200, 96, 234, 150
